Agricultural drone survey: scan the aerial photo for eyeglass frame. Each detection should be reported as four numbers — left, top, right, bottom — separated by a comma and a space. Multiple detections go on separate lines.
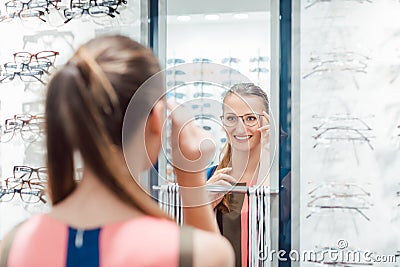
0, 186, 47, 204
13, 50, 59, 65
220, 113, 265, 127
63, 0, 118, 24
313, 126, 375, 150
4, 60, 52, 76
307, 194, 373, 208
5, 113, 45, 129
308, 181, 371, 196
306, 205, 371, 221
0, 63, 45, 84
5, 0, 60, 14
4, 176, 45, 191
1, 113, 45, 143
18, 9, 47, 22
312, 114, 373, 131
13, 165, 48, 181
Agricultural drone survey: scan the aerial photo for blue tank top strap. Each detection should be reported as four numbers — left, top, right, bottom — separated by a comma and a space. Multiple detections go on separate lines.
66, 227, 100, 267
206, 165, 218, 180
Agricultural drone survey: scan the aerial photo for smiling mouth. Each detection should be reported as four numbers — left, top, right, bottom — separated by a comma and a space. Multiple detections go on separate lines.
234, 135, 252, 141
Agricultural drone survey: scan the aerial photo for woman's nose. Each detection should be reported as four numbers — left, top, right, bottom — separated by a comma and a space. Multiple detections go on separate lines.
235, 119, 248, 132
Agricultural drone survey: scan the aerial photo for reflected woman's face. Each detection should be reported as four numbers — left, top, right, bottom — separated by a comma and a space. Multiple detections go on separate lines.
222, 94, 265, 152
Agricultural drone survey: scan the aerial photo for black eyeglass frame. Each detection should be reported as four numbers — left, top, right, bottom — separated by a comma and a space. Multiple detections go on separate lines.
13, 165, 48, 181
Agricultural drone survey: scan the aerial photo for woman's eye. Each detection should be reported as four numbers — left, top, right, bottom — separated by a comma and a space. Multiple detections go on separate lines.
226, 116, 237, 121
246, 116, 257, 121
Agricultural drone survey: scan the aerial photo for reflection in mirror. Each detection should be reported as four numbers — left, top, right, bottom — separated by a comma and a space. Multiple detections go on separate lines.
164, 1, 272, 264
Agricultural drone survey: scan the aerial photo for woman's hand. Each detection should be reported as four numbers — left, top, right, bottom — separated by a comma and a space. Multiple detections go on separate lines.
257, 111, 271, 186
167, 101, 216, 175
257, 111, 270, 151
206, 167, 236, 208
206, 167, 235, 187
167, 100, 221, 233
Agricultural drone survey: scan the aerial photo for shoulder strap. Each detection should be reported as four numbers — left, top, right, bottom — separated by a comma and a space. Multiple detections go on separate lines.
0, 220, 26, 267
206, 165, 218, 180
179, 225, 193, 267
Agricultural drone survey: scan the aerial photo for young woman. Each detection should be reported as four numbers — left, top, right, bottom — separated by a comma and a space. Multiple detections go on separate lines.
206, 83, 270, 267
0, 35, 234, 267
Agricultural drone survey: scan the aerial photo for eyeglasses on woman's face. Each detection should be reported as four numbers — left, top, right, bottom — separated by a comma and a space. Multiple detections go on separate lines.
220, 113, 264, 127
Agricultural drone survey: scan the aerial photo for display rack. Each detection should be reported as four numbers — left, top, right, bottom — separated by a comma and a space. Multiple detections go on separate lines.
154, 183, 279, 267
295, 1, 400, 265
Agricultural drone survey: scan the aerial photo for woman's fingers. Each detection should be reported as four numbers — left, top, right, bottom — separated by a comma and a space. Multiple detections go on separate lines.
212, 180, 234, 187
257, 112, 271, 150
258, 111, 270, 132
217, 174, 237, 184
257, 125, 270, 132
167, 100, 216, 172
213, 167, 232, 175
207, 173, 236, 185
262, 111, 270, 124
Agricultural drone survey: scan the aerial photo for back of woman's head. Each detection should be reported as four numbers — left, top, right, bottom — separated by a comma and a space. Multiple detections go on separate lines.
45, 35, 165, 216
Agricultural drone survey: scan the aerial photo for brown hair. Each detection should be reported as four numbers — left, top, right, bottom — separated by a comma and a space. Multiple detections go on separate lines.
45, 35, 167, 218
216, 83, 269, 213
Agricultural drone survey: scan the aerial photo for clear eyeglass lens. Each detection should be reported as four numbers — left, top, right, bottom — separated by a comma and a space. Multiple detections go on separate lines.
14, 166, 32, 179
224, 116, 238, 126
0, 188, 15, 202
5, 120, 20, 130
38, 168, 48, 181
0, 125, 14, 142
19, 71, 43, 82
4, 63, 18, 71
29, 0, 48, 8
20, 188, 41, 203
244, 115, 259, 126
14, 53, 31, 64
19, 9, 41, 20
36, 51, 58, 63
20, 123, 41, 142
28, 61, 51, 71
0, 73, 15, 83
5, 1, 22, 12
15, 114, 32, 121
89, 6, 109, 17
223, 114, 259, 127
64, 8, 82, 19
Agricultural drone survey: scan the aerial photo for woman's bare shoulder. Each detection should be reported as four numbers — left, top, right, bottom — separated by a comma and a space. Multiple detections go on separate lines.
192, 228, 235, 267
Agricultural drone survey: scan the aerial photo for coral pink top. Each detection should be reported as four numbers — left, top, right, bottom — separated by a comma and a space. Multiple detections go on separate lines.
7, 214, 180, 267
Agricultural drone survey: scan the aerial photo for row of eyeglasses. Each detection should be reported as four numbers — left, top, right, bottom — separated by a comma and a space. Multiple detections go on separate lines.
0, 165, 47, 204
312, 114, 375, 150
0, 114, 45, 143
0, 0, 127, 24
306, 182, 372, 221
0, 50, 59, 84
